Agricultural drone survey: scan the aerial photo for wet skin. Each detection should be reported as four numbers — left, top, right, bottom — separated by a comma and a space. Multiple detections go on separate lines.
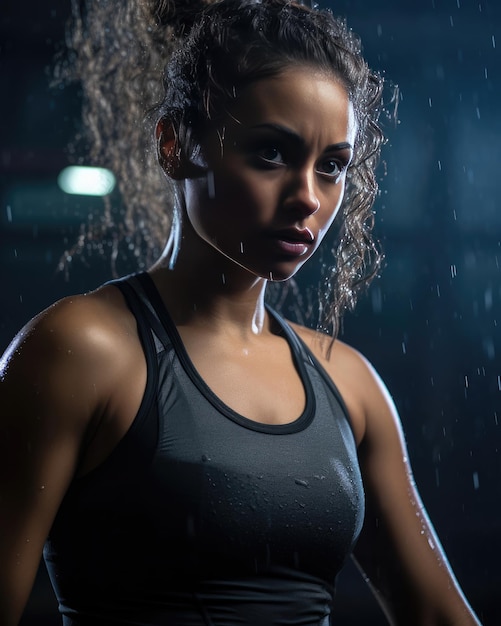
181, 67, 357, 283
0, 66, 481, 626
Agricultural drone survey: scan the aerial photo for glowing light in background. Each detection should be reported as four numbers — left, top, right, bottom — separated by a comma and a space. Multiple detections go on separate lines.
57, 166, 116, 196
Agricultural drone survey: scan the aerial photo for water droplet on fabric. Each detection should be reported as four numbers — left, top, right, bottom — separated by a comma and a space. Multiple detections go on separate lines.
294, 478, 309, 488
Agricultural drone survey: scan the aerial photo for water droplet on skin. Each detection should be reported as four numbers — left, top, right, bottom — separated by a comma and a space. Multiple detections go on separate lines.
39, 485, 45, 491
201, 454, 211, 462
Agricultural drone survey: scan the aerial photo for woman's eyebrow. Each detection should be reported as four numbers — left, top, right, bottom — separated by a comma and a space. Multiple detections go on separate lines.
250, 123, 353, 152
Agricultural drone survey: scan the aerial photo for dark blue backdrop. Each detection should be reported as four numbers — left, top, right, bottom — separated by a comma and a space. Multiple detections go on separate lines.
1, 1, 499, 623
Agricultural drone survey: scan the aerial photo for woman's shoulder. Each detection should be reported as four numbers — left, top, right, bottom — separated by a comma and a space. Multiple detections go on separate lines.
1, 283, 139, 427
288, 321, 396, 446
289, 321, 371, 379
3, 284, 134, 365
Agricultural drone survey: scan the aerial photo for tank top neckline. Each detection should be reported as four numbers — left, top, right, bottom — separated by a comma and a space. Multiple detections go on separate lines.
136, 271, 316, 435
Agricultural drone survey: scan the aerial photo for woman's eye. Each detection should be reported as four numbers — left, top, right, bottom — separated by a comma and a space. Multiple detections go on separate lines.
317, 158, 342, 179
256, 146, 284, 164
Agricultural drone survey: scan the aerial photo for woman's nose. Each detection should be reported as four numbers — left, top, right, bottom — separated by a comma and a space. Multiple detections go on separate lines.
283, 169, 320, 217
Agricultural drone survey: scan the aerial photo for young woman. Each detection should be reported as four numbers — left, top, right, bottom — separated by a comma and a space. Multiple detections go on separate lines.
0, 1, 482, 624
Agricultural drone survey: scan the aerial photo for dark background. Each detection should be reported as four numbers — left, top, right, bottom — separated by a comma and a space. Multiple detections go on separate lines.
1, 0, 499, 624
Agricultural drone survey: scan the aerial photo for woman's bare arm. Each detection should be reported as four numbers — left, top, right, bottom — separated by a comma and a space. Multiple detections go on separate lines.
349, 351, 481, 625
293, 326, 481, 625
0, 292, 136, 625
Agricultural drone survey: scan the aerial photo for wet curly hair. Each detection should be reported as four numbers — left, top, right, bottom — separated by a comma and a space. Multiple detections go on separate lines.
58, 0, 390, 339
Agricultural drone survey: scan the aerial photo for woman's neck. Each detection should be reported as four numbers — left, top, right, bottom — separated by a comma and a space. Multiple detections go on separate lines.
150, 230, 270, 337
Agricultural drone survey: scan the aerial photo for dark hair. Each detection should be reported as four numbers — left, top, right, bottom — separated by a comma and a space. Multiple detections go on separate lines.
58, 0, 390, 339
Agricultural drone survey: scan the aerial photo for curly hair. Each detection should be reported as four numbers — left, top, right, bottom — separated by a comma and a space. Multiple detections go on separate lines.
58, 0, 391, 339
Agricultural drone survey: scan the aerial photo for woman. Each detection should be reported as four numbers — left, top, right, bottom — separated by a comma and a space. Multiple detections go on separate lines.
0, 1, 482, 624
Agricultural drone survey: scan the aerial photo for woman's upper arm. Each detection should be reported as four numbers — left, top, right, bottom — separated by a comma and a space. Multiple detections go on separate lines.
350, 352, 481, 625
0, 297, 112, 625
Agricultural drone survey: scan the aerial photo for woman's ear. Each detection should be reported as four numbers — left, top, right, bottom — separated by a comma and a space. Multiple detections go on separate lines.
156, 118, 185, 180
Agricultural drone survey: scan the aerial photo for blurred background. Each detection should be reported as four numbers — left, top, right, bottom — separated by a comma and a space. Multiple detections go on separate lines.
1, 0, 499, 623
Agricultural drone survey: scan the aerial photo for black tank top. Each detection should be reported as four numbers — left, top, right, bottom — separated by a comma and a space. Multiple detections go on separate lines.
44, 272, 364, 626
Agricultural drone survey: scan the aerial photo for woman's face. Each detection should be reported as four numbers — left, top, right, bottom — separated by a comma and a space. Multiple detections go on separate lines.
183, 66, 357, 282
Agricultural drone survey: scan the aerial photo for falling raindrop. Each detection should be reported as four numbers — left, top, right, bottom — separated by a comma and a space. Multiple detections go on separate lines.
484, 288, 493, 310
6, 205, 12, 222
472, 472, 480, 490
371, 287, 383, 313
207, 171, 216, 199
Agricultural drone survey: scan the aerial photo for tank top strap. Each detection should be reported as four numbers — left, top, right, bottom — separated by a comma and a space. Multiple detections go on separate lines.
107, 272, 173, 352
265, 306, 354, 432
265, 305, 316, 367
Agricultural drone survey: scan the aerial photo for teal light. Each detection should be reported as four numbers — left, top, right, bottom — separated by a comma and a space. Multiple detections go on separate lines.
58, 166, 116, 196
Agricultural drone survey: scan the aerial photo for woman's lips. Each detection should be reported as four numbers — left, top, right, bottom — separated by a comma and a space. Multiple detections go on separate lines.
270, 227, 315, 256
